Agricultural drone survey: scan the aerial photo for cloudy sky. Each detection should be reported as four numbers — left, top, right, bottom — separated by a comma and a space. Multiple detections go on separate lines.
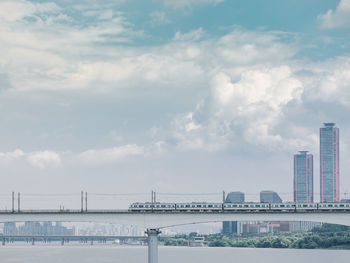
1, 0, 350, 209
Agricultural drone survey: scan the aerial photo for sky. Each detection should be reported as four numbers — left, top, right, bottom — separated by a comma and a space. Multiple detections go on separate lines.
1, 0, 350, 209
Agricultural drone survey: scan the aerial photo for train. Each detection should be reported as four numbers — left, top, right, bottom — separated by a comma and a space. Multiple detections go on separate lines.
129, 202, 350, 212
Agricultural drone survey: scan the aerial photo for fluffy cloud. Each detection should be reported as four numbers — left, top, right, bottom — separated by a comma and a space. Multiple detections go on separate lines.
299, 57, 350, 105
150, 11, 171, 25
75, 144, 145, 165
0, 0, 60, 22
163, 0, 223, 8
0, 150, 25, 162
171, 66, 305, 152
0, 0, 137, 91
318, 0, 350, 29
0, 149, 61, 169
27, 151, 61, 169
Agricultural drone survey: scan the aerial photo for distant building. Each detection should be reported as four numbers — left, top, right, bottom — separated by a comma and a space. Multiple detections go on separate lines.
225, 192, 245, 203
294, 151, 314, 203
4, 222, 17, 235
2, 222, 75, 236
222, 192, 245, 235
188, 236, 205, 247
320, 123, 340, 203
260, 191, 282, 203
293, 221, 322, 232
222, 221, 238, 235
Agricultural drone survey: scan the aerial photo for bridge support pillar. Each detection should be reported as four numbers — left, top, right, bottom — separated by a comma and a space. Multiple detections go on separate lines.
146, 229, 161, 263
32, 238, 35, 246
2, 238, 5, 246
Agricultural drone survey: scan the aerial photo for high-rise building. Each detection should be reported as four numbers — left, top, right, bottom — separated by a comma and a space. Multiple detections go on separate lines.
320, 123, 340, 203
260, 191, 282, 203
222, 192, 244, 235
294, 151, 313, 203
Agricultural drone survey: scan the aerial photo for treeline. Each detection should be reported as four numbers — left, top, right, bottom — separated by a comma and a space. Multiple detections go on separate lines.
208, 224, 350, 249
161, 224, 350, 249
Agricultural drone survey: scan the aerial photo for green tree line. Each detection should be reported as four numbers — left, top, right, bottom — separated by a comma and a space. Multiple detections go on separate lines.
161, 224, 350, 249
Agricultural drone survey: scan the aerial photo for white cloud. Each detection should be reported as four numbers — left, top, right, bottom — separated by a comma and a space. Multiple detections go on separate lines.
173, 28, 205, 41
0, 0, 60, 22
318, 0, 350, 29
171, 66, 304, 152
76, 144, 145, 165
300, 57, 350, 105
163, 0, 223, 8
0, 149, 25, 162
27, 151, 61, 169
150, 11, 171, 25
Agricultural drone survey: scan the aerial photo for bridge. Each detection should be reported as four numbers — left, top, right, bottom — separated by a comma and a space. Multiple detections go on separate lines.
2, 191, 350, 263
0, 234, 149, 246
1, 209, 350, 263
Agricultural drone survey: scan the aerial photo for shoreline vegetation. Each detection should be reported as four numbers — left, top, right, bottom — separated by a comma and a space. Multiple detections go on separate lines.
161, 224, 350, 250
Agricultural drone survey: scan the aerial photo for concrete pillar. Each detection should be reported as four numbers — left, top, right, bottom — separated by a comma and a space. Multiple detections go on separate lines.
146, 229, 161, 263
2, 238, 5, 246
32, 238, 35, 246
61, 238, 65, 246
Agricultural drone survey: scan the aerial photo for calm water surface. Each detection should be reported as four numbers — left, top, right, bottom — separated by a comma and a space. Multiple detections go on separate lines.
0, 245, 349, 263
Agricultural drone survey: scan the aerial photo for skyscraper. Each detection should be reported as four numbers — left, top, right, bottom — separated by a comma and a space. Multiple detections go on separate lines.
294, 151, 313, 203
320, 123, 340, 203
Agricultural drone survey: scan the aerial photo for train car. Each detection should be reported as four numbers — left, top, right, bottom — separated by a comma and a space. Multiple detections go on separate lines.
294, 203, 318, 211
270, 203, 295, 211
223, 203, 270, 211
318, 203, 350, 210
129, 202, 176, 211
175, 202, 222, 212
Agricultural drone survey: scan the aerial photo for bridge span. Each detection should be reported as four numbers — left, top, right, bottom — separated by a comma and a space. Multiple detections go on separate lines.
2, 210, 350, 263
0, 210, 349, 228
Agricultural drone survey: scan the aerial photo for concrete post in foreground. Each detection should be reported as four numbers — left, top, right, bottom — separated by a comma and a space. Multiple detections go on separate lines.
146, 229, 161, 263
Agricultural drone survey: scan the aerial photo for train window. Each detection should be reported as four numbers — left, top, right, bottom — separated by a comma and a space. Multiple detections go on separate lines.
161, 205, 166, 208
340, 205, 344, 207
197, 205, 202, 208
139, 205, 144, 208
208, 205, 213, 208
280, 205, 285, 207
256, 205, 260, 208
232, 205, 237, 207
244, 205, 249, 208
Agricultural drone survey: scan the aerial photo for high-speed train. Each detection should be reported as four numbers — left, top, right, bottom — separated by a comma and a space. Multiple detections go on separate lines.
129, 202, 350, 212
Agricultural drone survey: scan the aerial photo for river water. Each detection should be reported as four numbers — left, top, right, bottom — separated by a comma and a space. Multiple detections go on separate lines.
0, 245, 349, 263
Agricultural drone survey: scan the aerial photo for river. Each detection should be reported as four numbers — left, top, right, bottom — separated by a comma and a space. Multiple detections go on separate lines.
0, 245, 349, 263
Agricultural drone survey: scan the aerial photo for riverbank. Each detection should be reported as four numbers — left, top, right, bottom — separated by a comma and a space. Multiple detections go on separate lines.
162, 224, 350, 250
